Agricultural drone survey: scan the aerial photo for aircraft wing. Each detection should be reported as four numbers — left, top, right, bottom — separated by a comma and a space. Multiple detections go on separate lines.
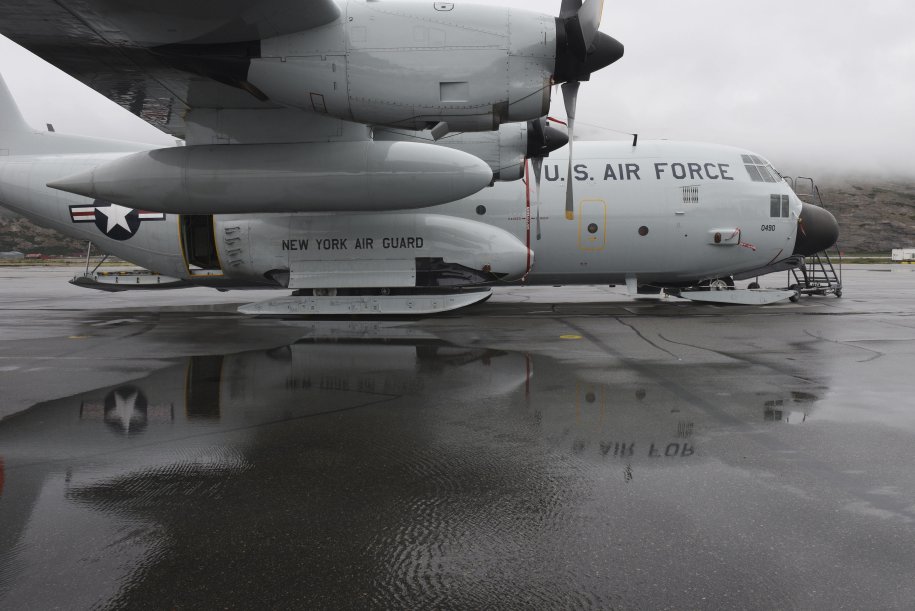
0, 0, 342, 138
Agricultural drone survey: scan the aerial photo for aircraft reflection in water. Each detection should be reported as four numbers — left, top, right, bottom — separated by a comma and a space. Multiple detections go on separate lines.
0, 336, 824, 608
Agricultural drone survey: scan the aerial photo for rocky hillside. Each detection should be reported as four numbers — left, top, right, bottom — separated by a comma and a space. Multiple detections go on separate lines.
2, 178, 914, 255
814, 179, 915, 253
0, 208, 84, 255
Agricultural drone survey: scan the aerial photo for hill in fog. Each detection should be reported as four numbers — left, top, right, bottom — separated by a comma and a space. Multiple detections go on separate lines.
0, 207, 84, 255
814, 179, 915, 253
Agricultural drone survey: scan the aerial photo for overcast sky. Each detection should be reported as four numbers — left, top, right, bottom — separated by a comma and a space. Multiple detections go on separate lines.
2, 0, 914, 177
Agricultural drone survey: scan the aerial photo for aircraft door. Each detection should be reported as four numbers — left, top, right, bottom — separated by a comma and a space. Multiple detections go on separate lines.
577, 199, 607, 251
180, 215, 223, 276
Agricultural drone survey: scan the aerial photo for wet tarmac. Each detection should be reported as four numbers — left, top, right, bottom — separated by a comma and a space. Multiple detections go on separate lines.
2, 266, 915, 609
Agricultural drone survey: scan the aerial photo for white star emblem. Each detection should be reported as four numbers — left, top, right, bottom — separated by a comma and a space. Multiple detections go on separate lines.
96, 204, 134, 234
111, 388, 140, 434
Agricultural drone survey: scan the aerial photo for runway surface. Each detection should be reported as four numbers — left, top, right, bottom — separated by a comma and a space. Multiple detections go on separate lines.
2, 266, 914, 609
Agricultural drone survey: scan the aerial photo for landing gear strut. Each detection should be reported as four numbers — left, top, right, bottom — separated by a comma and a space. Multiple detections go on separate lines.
705, 277, 735, 291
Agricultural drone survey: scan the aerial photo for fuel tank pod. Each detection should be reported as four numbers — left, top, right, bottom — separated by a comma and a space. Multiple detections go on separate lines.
47, 141, 493, 214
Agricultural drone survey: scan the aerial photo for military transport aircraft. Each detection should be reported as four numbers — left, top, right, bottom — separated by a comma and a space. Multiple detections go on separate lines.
0, 0, 838, 314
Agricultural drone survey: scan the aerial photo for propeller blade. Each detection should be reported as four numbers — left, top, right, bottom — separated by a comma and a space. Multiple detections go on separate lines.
578, 0, 605, 52
531, 117, 545, 154
562, 81, 580, 221
559, 0, 582, 19
532, 156, 543, 240
532, 155, 543, 187
562, 82, 580, 128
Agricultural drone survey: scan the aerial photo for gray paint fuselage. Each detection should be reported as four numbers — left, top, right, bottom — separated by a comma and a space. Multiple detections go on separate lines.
0, 137, 802, 288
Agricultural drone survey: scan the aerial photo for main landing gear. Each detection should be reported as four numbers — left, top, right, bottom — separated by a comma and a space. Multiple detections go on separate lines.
705, 277, 735, 291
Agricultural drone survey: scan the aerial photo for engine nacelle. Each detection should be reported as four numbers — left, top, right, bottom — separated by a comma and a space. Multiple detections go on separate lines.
374, 118, 569, 182
141, 1, 621, 135
248, 2, 556, 131
375, 124, 527, 182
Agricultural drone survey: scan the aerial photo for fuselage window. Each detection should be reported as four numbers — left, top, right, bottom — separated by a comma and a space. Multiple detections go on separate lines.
770, 194, 791, 218
770, 195, 781, 217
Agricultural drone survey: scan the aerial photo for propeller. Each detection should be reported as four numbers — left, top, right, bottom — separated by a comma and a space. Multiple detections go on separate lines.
532, 157, 543, 240
553, 0, 625, 220
526, 117, 569, 239
562, 81, 579, 220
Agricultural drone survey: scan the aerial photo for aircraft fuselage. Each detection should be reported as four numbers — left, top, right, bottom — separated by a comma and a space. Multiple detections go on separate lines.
0, 137, 807, 290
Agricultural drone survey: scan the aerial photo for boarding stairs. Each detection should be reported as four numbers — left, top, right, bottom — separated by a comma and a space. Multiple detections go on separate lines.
784, 177, 843, 299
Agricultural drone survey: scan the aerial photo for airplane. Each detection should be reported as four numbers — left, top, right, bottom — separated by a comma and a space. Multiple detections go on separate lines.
0, 1, 839, 314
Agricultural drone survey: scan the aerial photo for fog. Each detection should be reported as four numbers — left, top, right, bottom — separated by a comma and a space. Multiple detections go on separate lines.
2, 0, 913, 177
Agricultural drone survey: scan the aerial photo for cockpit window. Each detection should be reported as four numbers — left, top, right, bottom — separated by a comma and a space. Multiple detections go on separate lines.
743, 154, 783, 183
757, 166, 776, 182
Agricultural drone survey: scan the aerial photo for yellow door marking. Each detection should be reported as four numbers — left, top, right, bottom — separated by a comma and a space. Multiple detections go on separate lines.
578, 199, 607, 251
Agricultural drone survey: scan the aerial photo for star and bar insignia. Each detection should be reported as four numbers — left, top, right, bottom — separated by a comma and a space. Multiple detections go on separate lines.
70, 200, 165, 241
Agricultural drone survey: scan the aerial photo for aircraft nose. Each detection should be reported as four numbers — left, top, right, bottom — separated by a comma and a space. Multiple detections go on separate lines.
793, 203, 839, 256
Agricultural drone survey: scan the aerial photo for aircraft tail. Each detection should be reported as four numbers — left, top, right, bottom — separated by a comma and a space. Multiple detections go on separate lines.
0, 72, 152, 156
0, 73, 32, 134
